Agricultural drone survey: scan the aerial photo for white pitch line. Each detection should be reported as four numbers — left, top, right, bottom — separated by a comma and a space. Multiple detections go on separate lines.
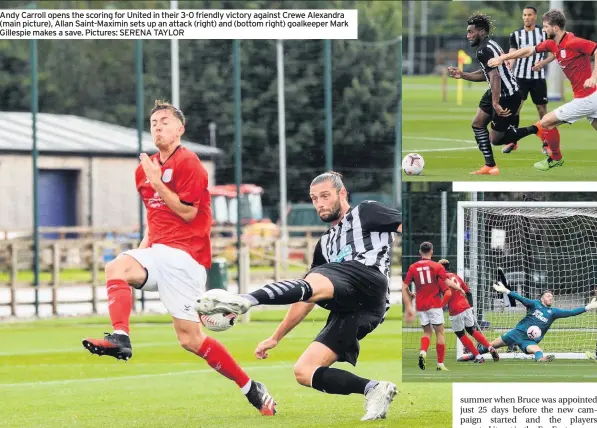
403, 136, 476, 144
403, 136, 597, 163
0, 363, 293, 388
0, 341, 176, 357
407, 147, 478, 153
404, 372, 597, 380
403, 136, 477, 152
0, 332, 318, 357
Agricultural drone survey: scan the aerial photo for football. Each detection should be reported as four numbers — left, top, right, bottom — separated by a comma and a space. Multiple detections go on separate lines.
527, 325, 541, 340
199, 312, 237, 332
402, 153, 425, 175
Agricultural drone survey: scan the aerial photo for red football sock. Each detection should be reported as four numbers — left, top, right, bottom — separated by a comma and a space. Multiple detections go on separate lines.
459, 335, 479, 356
545, 128, 562, 161
197, 336, 250, 388
472, 330, 491, 349
107, 279, 132, 334
436, 343, 445, 364
420, 336, 430, 352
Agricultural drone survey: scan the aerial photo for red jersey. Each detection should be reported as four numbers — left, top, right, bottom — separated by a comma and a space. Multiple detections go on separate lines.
536, 33, 597, 98
135, 146, 212, 268
404, 259, 448, 311
446, 272, 471, 316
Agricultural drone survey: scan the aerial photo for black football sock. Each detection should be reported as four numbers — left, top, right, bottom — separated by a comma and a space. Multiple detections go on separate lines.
512, 114, 520, 131
472, 127, 496, 167
493, 124, 538, 146
517, 124, 538, 138
311, 367, 376, 395
242, 279, 313, 306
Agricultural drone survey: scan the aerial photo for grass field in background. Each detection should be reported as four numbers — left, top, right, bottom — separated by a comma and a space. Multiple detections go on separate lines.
1, 309, 451, 428
0, 265, 306, 285
402, 75, 597, 181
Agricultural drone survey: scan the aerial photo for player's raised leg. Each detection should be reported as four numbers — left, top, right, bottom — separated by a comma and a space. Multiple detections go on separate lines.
501, 116, 520, 154
196, 272, 332, 315
82, 253, 147, 360
173, 317, 276, 416
292, 332, 397, 421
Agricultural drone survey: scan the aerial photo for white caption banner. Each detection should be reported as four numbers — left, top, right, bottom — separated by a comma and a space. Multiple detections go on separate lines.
454, 383, 597, 428
0, 9, 358, 40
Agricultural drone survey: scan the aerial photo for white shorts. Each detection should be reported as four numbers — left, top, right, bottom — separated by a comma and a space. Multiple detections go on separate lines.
554, 91, 597, 124
449, 308, 476, 332
417, 308, 444, 326
123, 244, 207, 322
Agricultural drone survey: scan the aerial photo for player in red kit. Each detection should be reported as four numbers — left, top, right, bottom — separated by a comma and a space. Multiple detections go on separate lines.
438, 259, 499, 364
82, 100, 276, 416
489, 8, 597, 171
403, 242, 452, 371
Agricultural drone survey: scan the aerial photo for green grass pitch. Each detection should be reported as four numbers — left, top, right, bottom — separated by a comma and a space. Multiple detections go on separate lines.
1, 308, 451, 427
402, 75, 597, 181
402, 329, 597, 383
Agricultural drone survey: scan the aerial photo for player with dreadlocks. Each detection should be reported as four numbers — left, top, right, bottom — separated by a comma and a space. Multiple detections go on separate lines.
447, 13, 522, 175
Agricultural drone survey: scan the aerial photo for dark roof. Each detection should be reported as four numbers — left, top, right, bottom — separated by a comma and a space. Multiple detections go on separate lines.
0, 112, 221, 156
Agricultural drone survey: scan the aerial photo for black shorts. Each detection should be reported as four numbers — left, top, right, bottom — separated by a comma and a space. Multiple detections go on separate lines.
479, 89, 522, 132
308, 261, 387, 365
518, 78, 548, 105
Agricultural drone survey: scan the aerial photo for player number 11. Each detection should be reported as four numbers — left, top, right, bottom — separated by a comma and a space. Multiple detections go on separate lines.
417, 266, 432, 284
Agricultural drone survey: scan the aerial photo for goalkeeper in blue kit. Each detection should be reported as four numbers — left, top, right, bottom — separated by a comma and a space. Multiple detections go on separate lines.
459, 282, 597, 363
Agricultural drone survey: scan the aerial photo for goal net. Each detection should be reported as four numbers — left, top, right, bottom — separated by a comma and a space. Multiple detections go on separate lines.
456, 202, 597, 360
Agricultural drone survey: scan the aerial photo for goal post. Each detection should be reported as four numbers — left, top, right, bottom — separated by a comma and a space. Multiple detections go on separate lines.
456, 201, 597, 360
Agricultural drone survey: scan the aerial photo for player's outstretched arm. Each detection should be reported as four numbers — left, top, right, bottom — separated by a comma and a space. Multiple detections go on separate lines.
488, 46, 536, 68
493, 282, 535, 308
358, 201, 402, 233
447, 67, 485, 82
255, 302, 315, 359
552, 299, 597, 319
552, 307, 587, 319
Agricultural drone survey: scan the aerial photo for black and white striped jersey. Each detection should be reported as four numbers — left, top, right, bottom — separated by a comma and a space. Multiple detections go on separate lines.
477, 38, 520, 97
509, 27, 546, 79
310, 201, 402, 315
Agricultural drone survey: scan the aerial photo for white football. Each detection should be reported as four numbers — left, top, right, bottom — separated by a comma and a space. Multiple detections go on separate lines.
199, 312, 237, 332
402, 153, 425, 175
527, 325, 541, 340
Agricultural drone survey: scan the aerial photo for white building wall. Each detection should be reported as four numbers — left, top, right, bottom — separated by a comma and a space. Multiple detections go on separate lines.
0, 154, 215, 233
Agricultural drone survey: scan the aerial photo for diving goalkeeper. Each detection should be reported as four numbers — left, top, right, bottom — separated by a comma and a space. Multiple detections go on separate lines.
459, 283, 597, 363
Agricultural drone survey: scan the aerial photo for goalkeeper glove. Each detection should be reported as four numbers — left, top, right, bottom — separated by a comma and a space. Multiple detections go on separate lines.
585, 298, 597, 311
493, 282, 510, 294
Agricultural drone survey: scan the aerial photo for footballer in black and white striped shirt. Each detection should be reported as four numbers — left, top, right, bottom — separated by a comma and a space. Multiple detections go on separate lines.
447, 13, 522, 176
503, 5, 555, 155
196, 171, 400, 421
